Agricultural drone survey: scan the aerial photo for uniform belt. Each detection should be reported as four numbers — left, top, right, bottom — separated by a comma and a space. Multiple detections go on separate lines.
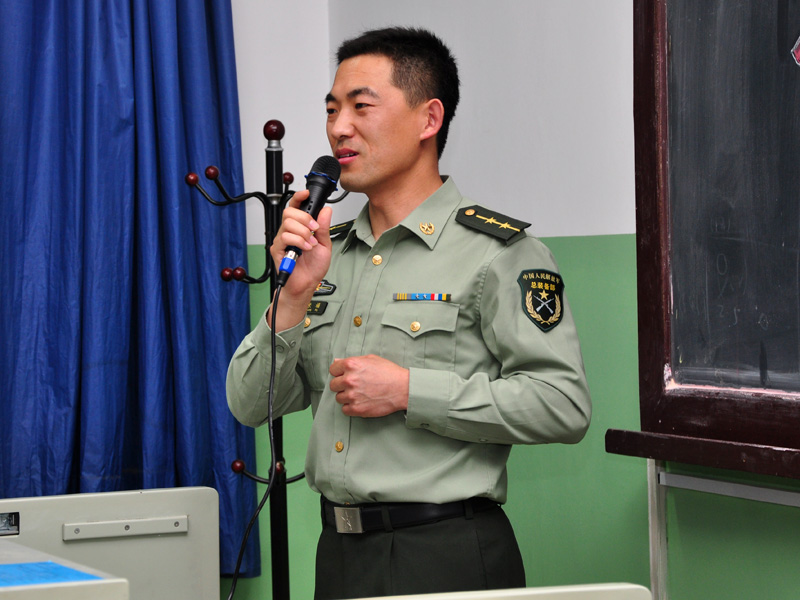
321, 497, 498, 534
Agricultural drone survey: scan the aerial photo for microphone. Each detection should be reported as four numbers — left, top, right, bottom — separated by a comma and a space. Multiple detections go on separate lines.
275, 155, 341, 286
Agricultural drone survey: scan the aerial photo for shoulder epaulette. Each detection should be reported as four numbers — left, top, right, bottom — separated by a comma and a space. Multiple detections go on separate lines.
455, 205, 531, 242
329, 219, 355, 238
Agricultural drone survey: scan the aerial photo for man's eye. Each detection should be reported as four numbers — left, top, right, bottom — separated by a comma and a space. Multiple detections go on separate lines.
355, 103, 369, 110
326, 107, 337, 115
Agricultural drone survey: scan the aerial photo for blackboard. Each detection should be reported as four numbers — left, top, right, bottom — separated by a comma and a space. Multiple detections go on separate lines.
606, 0, 800, 478
669, 0, 800, 392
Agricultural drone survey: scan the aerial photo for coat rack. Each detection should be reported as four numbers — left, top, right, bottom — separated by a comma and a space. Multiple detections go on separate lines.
185, 119, 295, 284
185, 119, 297, 600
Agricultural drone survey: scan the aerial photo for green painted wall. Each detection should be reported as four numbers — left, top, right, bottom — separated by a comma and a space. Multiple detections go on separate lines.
221, 234, 800, 599
664, 464, 800, 600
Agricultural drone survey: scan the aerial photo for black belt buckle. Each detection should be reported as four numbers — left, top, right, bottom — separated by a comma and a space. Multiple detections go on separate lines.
333, 506, 364, 534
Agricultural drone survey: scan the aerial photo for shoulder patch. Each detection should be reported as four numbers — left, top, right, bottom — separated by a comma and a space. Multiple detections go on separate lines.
517, 269, 565, 332
455, 206, 531, 242
329, 219, 354, 238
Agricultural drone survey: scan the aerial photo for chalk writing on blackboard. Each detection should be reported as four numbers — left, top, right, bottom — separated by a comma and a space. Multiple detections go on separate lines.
667, 1, 800, 392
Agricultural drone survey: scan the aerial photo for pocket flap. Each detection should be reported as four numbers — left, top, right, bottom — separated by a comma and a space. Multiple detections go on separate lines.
381, 302, 459, 339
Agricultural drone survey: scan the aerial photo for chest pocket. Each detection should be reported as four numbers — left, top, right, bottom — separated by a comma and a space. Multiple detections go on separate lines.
379, 302, 460, 370
300, 301, 343, 391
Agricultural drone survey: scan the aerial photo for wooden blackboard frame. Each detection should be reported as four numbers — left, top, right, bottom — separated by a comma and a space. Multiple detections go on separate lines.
605, 0, 800, 478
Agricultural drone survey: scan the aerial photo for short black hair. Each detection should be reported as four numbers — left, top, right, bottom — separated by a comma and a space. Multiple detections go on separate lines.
336, 27, 460, 158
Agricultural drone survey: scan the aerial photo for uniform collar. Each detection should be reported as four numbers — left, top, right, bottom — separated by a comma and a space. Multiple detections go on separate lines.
338, 176, 462, 253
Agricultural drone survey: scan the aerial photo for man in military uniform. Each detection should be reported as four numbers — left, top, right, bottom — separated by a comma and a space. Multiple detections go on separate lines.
227, 27, 591, 599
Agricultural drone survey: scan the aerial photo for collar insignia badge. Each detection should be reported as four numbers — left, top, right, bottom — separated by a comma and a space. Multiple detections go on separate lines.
419, 222, 435, 235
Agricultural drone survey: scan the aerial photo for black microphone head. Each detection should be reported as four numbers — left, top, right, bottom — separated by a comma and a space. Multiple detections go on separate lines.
300, 156, 341, 220
309, 155, 341, 182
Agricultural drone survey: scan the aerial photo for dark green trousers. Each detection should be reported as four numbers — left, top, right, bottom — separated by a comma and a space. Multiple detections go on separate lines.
314, 503, 526, 599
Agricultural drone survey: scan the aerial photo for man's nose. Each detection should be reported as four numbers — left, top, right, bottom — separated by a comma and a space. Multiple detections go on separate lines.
329, 110, 354, 139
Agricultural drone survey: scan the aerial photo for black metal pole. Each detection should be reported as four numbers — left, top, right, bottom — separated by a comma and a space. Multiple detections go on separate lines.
264, 119, 291, 600
269, 420, 290, 599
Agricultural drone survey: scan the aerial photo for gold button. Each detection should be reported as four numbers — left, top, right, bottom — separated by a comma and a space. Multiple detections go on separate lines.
372, 255, 382, 265
410, 321, 421, 332
335, 441, 344, 452
354, 316, 362, 327
465, 209, 476, 216
304, 317, 311, 328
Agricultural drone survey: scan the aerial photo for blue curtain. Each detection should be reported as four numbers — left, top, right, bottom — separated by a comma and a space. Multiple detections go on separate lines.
0, 0, 260, 575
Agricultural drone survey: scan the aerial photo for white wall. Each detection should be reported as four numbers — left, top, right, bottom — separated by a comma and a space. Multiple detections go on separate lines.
233, 0, 634, 243
232, 0, 331, 244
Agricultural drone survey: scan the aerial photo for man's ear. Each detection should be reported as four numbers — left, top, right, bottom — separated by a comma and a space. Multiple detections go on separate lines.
419, 98, 444, 142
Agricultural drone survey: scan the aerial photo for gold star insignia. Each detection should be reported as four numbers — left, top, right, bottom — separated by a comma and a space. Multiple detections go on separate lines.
477, 214, 520, 232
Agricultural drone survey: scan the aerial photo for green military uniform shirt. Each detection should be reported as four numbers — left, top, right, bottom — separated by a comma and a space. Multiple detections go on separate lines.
227, 177, 591, 505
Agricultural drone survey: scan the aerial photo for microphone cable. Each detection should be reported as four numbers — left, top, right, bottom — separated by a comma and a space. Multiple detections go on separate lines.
226, 283, 285, 600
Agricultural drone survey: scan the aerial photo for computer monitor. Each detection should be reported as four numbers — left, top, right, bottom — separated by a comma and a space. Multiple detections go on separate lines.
0, 487, 219, 600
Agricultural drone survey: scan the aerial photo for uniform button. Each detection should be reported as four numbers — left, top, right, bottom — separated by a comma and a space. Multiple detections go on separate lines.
372, 255, 382, 265
410, 321, 421, 332
354, 316, 362, 327
335, 441, 344, 452
304, 317, 311, 328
